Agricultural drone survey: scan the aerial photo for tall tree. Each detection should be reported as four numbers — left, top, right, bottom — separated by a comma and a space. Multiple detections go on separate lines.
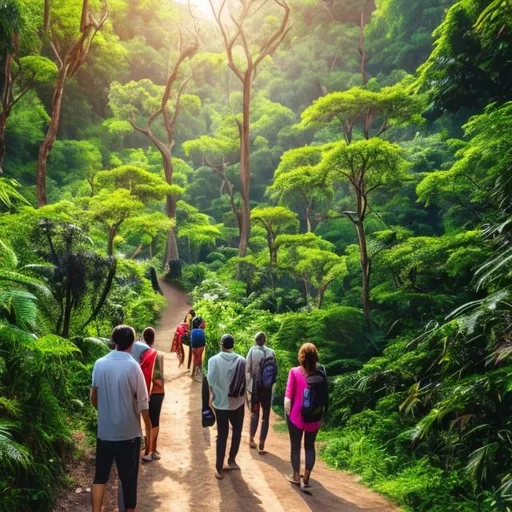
208, 0, 291, 256
36, 0, 108, 206
268, 145, 332, 232
0, 1, 58, 172
320, 138, 408, 319
251, 206, 299, 266
108, 29, 199, 265
302, 83, 421, 319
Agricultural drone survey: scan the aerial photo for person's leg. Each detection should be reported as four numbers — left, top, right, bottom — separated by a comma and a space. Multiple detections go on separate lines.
196, 347, 205, 376
303, 429, 319, 482
259, 394, 272, 448
187, 343, 192, 370
149, 394, 164, 456
214, 408, 230, 475
249, 397, 260, 447
228, 404, 245, 465
287, 418, 303, 482
91, 439, 114, 512
116, 438, 141, 512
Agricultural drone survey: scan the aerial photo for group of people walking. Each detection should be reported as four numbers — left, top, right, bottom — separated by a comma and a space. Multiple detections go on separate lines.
89, 314, 328, 511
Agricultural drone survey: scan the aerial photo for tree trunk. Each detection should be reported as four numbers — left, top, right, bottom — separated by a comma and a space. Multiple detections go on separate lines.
269, 237, 277, 267
238, 74, 252, 256
165, 194, 179, 263
37, 65, 68, 206
82, 258, 117, 330
0, 53, 13, 172
317, 283, 328, 309
305, 204, 312, 233
131, 244, 143, 259
0, 112, 7, 173
355, 219, 371, 321
160, 146, 180, 264
359, 3, 368, 86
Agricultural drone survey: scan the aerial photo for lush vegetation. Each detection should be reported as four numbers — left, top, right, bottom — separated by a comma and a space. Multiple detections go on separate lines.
0, 0, 511, 510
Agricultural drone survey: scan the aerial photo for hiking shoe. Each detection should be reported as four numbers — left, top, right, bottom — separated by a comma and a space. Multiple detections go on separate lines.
215, 470, 224, 480
227, 459, 240, 470
141, 454, 153, 462
152, 452, 161, 461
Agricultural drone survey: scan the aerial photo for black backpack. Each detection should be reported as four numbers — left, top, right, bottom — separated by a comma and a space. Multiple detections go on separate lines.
301, 366, 329, 423
255, 350, 278, 394
228, 358, 246, 398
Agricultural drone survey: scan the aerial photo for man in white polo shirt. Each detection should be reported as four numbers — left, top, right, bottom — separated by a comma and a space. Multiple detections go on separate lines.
90, 325, 152, 512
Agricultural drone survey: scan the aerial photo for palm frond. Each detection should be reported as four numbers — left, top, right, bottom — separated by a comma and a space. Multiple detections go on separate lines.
0, 290, 38, 330
0, 421, 31, 470
0, 270, 51, 297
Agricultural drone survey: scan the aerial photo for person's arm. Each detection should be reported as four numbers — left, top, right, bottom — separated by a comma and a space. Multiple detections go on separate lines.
284, 369, 294, 416
207, 358, 216, 407
90, 365, 98, 409
134, 366, 152, 453
141, 409, 152, 453
90, 387, 98, 409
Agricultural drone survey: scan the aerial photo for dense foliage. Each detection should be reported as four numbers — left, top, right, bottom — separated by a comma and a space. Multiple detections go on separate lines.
0, 0, 511, 510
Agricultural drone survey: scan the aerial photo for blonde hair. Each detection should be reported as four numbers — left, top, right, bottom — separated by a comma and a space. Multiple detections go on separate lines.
298, 343, 318, 373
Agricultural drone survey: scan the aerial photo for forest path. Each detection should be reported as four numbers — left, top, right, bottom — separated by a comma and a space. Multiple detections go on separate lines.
134, 281, 399, 512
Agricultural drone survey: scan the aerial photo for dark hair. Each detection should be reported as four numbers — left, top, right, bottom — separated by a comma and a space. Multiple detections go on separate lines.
255, 332, 266, 346
112, 325, 135, 351
184, 309, 196, 322
221, 334, 235, 350
142, 327, 155, 346
298, 343, 318, 374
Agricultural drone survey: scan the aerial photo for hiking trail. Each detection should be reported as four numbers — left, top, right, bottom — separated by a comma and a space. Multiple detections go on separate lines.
56, 281, 400, 511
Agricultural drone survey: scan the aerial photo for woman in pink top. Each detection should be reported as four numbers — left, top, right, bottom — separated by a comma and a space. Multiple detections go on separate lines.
284, 342, 321, 491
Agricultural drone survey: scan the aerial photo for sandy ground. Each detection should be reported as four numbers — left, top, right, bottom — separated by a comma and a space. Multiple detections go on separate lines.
55, 281, 399, 512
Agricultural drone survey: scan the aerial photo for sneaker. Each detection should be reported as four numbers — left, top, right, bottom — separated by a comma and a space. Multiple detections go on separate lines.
141, 454, 153, 462
249, 439, 257, 449
258, 442, 266, 454
215, 470, 224, 480
152, 452, 161, 461
227, 459, 240, 470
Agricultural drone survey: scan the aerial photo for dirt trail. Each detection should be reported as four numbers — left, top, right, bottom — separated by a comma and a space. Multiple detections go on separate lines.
55, 281, 399, 511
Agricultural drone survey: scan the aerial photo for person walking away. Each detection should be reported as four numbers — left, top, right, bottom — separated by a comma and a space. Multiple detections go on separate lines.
284, 343, 328, 494
171, 321, 188, 367
246, 332, 277, 454
90, 325, 152, 512
207, 334, 246, 480
140, 327, 165, 462
190, 316, 206, 380
185, 309, 196, 370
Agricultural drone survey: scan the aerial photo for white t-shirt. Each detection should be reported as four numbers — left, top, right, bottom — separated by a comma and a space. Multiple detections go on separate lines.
92, 350, 149, 441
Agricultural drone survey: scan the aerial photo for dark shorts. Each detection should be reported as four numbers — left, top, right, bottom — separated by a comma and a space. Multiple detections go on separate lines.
94, 437, 141, 509
149, 393, 165, 427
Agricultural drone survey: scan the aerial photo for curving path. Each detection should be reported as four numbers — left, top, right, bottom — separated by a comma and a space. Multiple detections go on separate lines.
134, 281, 399, 512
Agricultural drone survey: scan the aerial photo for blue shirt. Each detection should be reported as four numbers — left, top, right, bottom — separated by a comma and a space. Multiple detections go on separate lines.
191, 328, 206, 348
130, 340, 150, 363
92, 350, 149, 441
